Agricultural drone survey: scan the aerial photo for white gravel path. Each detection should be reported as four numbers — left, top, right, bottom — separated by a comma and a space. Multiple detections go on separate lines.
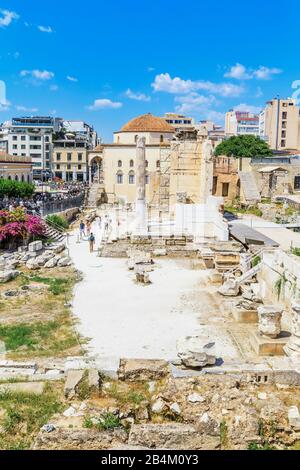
67, 219, 210, 360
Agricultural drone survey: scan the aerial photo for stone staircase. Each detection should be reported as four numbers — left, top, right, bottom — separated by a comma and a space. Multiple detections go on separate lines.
239, 171, 261, 204
44, 223, 66, 243
87, 183, 102, 208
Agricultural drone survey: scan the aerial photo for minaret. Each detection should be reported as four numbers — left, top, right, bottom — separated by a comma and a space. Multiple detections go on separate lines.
135, 136, 147, 234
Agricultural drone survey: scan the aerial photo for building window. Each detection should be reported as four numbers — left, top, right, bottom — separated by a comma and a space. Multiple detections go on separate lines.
78, 153, 83, 161
21, 175, 25, 182
145, 174, 150, 184
117, 172, 123, 184
12, 136, 18, 141
281, 139, 286, 147
13, 145, 17, 149
67, 153, 72, 161
160, 135, 164, 143
78, 164, 82, 170
67, 164, 71, 170
294, 176, 300, 190
21, 136, 26, 141
21, 145, 26, 150
156, 160, 160, 168
134, 135, 138, 143
130, 159, 134, 167
15, 175, 19, 181
56, 153, 61, 161
145, 160, 148, 168
282, 112, 287, 120
45, 136, 49, 142
118, 160, 122, 168
222, 183, 229, 197
128, 171, 135, 184
57, 164, 60, 170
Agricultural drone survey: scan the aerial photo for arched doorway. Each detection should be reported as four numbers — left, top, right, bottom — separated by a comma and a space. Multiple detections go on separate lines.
89, 156, 103, 184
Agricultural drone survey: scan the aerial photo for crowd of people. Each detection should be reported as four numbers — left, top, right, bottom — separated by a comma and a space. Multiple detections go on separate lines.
0, 181, 87, 215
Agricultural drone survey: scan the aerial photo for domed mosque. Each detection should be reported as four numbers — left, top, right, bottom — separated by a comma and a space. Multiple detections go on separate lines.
89, 113, 175, 205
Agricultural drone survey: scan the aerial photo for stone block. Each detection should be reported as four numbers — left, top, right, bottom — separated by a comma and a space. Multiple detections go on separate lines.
232, 307, 258, 323
128, 424, 220, 450
118, 359, 170, 382
249, 330, 289, 356
64, 369, 84, 399
177, 336, 217, 368
29, 241, 43, 252
0, 382, 45, 394
88, 369, 100, 392
0, 270, 19, 283
288, 406, 300, 430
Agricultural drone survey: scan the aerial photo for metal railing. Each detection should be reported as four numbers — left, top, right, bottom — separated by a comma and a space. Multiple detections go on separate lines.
39, 192, 85, 217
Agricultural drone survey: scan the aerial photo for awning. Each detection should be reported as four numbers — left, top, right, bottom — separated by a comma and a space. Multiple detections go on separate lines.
229, 223, 279, 247
258, 166, 287, 173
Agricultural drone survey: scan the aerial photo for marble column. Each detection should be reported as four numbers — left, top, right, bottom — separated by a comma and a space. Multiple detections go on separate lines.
73, 165, 77, 182
62, 165, 66, 182
89, 166, 92, 183
284, 302, 300, 356
258, 305, 283, 339
134, 137, 147, 234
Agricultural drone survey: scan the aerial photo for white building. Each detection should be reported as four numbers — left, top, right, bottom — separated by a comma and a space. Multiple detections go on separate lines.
225, 110, 260, 137
0, 116, 62, 180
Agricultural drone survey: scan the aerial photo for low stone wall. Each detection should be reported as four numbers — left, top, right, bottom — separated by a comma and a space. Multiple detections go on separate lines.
258, 249, 300, 310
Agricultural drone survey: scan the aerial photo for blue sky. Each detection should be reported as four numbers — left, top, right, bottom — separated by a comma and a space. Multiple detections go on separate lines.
0, 0, 300, 141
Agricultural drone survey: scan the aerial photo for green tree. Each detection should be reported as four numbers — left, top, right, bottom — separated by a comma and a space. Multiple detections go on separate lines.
0, 179, 35, 198
215, 135, 272, 158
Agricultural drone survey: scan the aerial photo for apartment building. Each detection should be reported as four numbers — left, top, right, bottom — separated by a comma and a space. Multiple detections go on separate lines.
259, 98, 300, 151
162, 113, 195, 132
52, 121, 97, 182
0, 116, 62, 180
225, 110, 260, 137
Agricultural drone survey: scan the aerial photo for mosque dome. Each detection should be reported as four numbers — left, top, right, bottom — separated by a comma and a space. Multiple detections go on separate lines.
121, 113, 174, 133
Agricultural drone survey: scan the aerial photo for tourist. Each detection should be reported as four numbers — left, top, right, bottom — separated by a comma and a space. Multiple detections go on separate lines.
79, 221, 86, 239
89, 232, 95, 253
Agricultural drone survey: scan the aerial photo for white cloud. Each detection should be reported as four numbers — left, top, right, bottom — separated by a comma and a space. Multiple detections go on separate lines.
233, 103, 263, 114
67, 76, 78, 82
125, 88, 151, 102
38, 25, 53, 33
152, 73, 244, 97
20, 69, 54, 80
50, 85, 58, 91
0, 99, 11, 111
87, 99, 123, 110
225, 63, 282, 81
15, 105, 38, 113
0, 9, 19, 28
253, 66, 282, 80
224, 63, 252, 80
175, 93, 216, 114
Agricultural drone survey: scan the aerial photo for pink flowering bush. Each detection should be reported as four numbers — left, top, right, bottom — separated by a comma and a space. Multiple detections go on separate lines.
0, 208, 46, 244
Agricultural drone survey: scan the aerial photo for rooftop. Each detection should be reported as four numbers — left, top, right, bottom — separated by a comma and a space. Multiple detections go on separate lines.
120, 113, 174, 133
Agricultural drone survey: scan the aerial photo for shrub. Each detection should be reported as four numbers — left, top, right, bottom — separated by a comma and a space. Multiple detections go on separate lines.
0, 179, 35, 198
46, 214, 69, 230
0, 208, 45, 243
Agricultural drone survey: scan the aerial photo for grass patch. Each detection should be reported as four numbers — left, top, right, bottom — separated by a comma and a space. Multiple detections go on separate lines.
225, 205, 263, 217
0, 319, 80, 357
291, 247, 300, 257
0, 383, 64, 450
97, 412, 122, 431
27, 276, 70, 296
107, 382, 148, 406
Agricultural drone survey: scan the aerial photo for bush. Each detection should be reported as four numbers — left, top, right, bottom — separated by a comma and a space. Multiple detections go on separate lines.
0, 179, 35, 198
0, 208, 45, 244
46, 214, 69, 230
